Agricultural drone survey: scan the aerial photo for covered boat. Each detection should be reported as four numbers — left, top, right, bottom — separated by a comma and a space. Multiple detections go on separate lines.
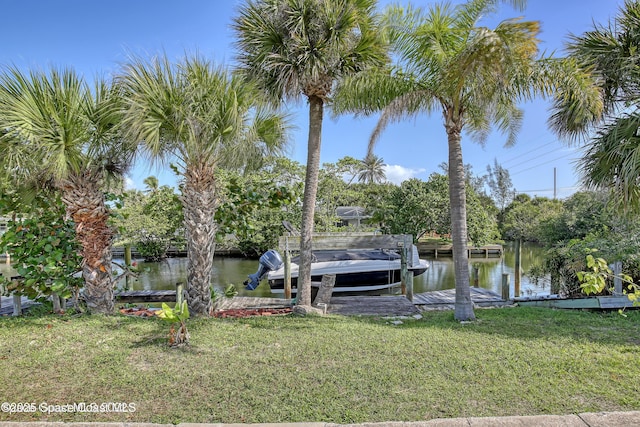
244, 246, 429, 294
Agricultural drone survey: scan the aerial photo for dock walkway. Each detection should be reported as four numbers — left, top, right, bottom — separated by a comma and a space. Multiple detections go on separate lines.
212, 288, 509, 316
413, 287, 510, 310
1, 288, 511, 317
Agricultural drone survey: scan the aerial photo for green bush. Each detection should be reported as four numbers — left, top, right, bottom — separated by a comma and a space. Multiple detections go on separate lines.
0, 195, 83, 303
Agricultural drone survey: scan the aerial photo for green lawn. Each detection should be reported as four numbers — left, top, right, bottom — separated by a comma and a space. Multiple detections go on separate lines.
0, 307, 639, 424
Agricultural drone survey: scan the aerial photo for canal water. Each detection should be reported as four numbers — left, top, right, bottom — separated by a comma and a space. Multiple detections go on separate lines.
0, 242, 550, 298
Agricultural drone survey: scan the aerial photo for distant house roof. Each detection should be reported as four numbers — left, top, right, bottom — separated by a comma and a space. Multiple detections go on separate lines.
336, 206, 370, 219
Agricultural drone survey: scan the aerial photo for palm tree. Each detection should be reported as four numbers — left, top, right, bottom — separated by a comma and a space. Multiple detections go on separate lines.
233, 0, 387, 307
358, 154, 386, 184
551, 0, 640, 211
143, 175, 159, 193
334, 0, 601, 321
0, 66, 132, 314
120, 53, 289, 316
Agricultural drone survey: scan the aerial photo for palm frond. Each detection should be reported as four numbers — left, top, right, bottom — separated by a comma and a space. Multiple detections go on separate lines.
233, 0, 387, 102
546, 57, 605, 141
120, 52, 291, 174
0, 65, 126, 183
578, 112, 640, 211
454, 0, 526, 34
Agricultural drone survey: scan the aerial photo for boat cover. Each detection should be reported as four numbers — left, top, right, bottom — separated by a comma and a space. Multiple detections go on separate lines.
292, 250, 400, 263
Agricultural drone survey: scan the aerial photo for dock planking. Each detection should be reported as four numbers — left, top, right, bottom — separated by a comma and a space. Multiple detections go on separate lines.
327, 296, 419, 316
214, 296, 293, 310
6, 285, 634, 317
115, 290, 177, 304
212, 295, 419, 316
412, 287, 509, 310
516, 295, 637, 310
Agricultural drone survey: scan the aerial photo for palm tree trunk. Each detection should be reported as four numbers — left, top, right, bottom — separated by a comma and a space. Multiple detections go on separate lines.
183, 163, 217, 316
297, 95, 324, 307
446, 121, 476, 321
60, 170, 114, 314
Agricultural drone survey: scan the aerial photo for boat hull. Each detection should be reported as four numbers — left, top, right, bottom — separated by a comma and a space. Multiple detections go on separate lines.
267, 258, 429, 294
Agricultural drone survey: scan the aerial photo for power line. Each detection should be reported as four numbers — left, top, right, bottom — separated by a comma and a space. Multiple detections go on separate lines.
505, 147, 577, 171
510, 152, 578, 176
518, 185, 582, 193
500, 140, 558, 166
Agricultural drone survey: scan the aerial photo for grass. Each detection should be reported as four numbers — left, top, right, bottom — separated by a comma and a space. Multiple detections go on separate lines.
0, 307, 639, 424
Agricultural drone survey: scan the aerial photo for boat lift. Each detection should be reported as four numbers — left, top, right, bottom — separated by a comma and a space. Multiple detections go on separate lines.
278, 233, 416, 301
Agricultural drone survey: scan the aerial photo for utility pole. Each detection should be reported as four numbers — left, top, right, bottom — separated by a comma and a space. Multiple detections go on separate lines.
553, 167, 557, 199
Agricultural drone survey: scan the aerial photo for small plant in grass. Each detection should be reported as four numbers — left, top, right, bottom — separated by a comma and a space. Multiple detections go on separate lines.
224, 283, 238, 298
211, 284, 238, 304
156, 301, 190, 347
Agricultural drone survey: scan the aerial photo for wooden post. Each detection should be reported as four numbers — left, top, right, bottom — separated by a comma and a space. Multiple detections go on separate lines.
12, 294, 21, 316
284, 249, 292, 300
124, 245, 133, 291
613, 261, 623, 295
52, 292, 61, 313
473, 265, 479, 287
400, 238, 413, 301
313, 274, 335, 307
514, 239, 521, 298
403, 256, 414, 302
502, 273, 510, 301
400, 244, 408, 296
176, 282, 184, 306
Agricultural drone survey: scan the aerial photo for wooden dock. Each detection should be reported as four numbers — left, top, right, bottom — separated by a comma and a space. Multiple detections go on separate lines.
215, 296, 293, 310
413, 287, 510, 310
0, 295, 32, 316
115, 289, 177, 303
214, 295, 419, 316
417, 243, 503, 258
213, 289, 508, 316
515, 295, 637, 309
327, 296, 419, 316
1, 289, 508, 317
5, 287, 634, 317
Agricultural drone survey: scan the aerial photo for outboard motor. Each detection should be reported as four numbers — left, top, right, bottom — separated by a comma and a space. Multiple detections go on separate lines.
244, 249, 284, 290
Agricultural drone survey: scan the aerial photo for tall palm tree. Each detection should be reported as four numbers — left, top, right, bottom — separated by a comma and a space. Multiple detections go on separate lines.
358, 154, 386, 184
233, 0, 387, 307
143, 175, 159, 193
0, 66, 132, 314
120, 53, 289, 316
334, 0, 601, 320
551, 0, 640, 211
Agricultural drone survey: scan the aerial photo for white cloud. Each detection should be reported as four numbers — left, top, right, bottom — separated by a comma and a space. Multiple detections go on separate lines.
124, 176, 137, 190
384, 165, 426, 185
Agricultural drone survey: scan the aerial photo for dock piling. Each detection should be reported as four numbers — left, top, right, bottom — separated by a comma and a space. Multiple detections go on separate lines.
501, 273, 510, 301
473, 265, 479, 287
12, 294, 21, 316
124, 245, 132, 291
514, 239, 521, 297
284, 247, 292, 300
176, 282, 185, 306
313, 274, 335, 307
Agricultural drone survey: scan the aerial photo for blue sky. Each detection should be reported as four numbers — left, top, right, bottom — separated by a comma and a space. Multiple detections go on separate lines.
0, 0, 625, 198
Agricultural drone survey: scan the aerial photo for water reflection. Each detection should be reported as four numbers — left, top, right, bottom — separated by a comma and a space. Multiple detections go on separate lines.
0, 242, 549, 298
128, 256, 274, 298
